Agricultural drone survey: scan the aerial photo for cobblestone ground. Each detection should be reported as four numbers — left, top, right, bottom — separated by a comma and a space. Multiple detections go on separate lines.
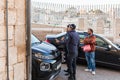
55, 64, 120, 80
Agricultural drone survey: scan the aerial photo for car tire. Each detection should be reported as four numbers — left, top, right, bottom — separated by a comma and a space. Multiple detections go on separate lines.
32, 60, 37, 80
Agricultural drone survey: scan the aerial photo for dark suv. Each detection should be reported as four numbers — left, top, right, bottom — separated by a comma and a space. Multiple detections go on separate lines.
31, 34, 61, 80
45, 31, 120, 69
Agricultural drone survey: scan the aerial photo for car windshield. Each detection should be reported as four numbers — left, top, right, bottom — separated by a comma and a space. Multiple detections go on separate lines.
31, 34, 41, 44
114, 43, 120, 48
102, 36, 120, 48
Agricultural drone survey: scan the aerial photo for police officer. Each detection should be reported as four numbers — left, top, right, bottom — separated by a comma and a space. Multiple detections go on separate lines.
56, 24, 71, 74
56, 24, 80, 80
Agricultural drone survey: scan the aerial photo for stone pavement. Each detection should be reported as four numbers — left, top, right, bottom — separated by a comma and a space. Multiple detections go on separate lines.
55, 64, 120, 80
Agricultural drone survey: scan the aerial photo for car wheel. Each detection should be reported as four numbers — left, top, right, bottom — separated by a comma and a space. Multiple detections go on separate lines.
32, 60, 37, 80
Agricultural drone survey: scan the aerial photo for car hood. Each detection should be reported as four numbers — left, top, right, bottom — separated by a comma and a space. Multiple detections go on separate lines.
32, 41, 57, 55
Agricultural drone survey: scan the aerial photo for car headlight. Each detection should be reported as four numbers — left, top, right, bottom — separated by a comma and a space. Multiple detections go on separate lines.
40, 62, 50, 71
34, 53, 55, 59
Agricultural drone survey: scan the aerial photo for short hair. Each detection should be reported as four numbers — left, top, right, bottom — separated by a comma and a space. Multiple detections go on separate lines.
88, 28, 93, 33
67, 24, 71, 28
70, 24, 76, 29
67, 24, 76, 30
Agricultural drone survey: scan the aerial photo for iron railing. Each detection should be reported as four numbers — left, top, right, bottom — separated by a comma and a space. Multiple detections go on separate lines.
31, 1, 120, 37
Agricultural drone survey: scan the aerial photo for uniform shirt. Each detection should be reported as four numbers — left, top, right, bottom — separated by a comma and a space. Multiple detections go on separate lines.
60, 30, 80, 56
65, 30, 80, 57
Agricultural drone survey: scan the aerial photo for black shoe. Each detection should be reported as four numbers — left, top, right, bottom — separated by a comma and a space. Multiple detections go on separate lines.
68, 76, 74, 80
73, 75, 76, 80
64, 69, 69, 72
65, 73, 69, 76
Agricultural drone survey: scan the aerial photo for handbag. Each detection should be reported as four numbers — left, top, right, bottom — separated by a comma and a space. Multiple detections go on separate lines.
82, 44, 91, 52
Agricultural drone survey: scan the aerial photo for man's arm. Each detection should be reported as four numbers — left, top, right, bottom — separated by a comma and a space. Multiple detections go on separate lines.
65, 33, 71, 46
55, 33, 71, 45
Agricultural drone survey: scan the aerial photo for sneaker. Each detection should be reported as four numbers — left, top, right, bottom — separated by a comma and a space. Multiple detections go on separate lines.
92, 71, 96, 75
84, 69, 92, 72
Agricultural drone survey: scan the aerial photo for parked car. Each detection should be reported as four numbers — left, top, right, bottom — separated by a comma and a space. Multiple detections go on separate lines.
31, 34, 61, 80
45, 31, 120, 70
115, 43, 120, 48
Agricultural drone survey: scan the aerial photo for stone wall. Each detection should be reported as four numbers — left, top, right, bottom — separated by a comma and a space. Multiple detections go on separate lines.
78, 18, 85, 31
114, 18, 120, 43
77, 18, 120, 42
96, 19, 104, 34
0, 0, 26, 80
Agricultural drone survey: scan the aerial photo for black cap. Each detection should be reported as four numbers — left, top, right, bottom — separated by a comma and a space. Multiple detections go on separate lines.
70, 24, 76, 29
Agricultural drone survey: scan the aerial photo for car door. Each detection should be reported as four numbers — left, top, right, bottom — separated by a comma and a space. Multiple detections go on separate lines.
55, 34, 66, 50
77, 32, 86, 60
95, 36, 120, 65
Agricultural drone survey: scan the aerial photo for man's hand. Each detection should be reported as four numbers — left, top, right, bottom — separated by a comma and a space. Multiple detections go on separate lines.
61, 37, 65, 41
55, 39, 60, 43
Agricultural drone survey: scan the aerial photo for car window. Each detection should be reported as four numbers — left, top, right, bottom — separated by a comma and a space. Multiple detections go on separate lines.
57, 32, 66, 37
57, 35, 65, 41
31, 35, 40, 44
96, 37, 108, 48
78, 33, 86, 44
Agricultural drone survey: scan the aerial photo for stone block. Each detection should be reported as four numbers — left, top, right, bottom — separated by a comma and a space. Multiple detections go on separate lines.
8, 26, 14, 40
115, 30, 120, 39
97, 19, 104, 34
9, 46, 17, 65
0, 72, 6, 80
0, 26, 14, 41
8, 0, 15, 9
9, 70, 14, 80
8, 9, 16, 26
17, 44, 26, 62
15, 25, 26, 46
0, 10, 4, 26
78, 18, 84, 30
0, 26, 6, 41
0, 0, 5, 9
97, 19, 104, 27
0, 41, 6, 57
15, 25, 26, 62
0, 57, 6, 72
15, 9, 25, 25
9, 37, 15, 47
15, 0, 25, 9
14, 62, 25, 80
115, 18, 120, 39
9, 65, 13, 71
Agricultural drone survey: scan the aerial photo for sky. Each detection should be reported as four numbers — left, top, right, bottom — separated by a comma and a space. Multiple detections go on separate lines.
33, 0, 120, 5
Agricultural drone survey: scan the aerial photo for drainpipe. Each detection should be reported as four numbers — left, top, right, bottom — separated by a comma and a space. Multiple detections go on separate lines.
26, 0, 31, 80
5, 0, 9, 80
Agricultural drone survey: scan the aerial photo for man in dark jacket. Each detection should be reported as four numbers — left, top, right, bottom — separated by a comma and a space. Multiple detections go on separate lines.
56, 24, 80, 80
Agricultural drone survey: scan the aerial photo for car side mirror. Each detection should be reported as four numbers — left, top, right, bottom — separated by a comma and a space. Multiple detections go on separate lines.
106, 45, 112, 51
108, 45, 112, 49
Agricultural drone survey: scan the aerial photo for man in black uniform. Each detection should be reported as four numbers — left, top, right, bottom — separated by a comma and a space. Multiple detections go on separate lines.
56, 24, 79, 80
56, 24, 71, 74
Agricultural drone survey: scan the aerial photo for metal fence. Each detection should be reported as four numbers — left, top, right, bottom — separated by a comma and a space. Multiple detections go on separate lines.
31, 1, 120, 37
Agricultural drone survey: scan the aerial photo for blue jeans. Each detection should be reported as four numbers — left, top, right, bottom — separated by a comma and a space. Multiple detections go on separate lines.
85, 52, 96, 71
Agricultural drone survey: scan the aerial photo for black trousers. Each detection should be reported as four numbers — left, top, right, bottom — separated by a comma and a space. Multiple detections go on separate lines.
64, 48, 69, 71
67, 54, 77, 75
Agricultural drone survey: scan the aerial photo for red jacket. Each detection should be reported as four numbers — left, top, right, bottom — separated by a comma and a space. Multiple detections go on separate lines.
83, 35, 96, 52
